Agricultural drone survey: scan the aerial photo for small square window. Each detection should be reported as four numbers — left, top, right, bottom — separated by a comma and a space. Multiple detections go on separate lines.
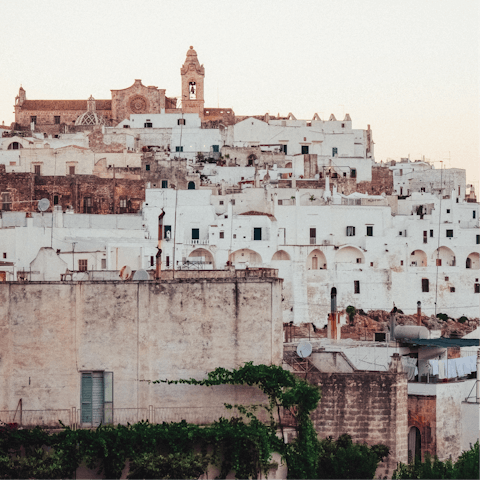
253, 228, 262, 241
178, 118, 186, 125
450, 287, 455, 293
446, 230, 453, 238
446, 209, 450, 213
356, 258, 362, 264
301, 145, 309, 155
54, 116, 60, 124
175, 146, 183, 152
30, 116, 37, 124
445, 276, 449, 281
366, 226, 373, 237
212, 145, 219, 153
219, 231, 224, 239
119, 199, 127, 208
400, 260, 404, 266
34, 165, 41, 175
144, 122, 152, 128
346, 226, 355, 236
436, 259, 442, 266
145, 164, 150, 171
219, 201, 224, 205
370, 262, 374, 267
430, 230, 434, 237
233, 234, 236, 239
78, 259, 88, 272
161, 180, 168, 189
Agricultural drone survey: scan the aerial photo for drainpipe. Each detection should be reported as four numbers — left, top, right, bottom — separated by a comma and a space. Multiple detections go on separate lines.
156, 209, 165, 280
477, 350, 480, 403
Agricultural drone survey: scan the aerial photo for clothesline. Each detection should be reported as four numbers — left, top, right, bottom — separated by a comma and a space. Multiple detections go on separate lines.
427, 356, 477, 380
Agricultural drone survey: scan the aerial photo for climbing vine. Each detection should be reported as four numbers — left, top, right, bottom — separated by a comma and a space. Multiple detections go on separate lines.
0, 363, 322, 479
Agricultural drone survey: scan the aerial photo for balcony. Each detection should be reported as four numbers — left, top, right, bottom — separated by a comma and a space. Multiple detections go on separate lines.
185, 238, 209, 245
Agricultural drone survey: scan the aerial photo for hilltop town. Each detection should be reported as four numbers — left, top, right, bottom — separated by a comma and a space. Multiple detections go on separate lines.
0, 46, 478, 478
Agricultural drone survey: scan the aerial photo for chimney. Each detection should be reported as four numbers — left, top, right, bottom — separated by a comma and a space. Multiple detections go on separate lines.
417, 301, 422, 326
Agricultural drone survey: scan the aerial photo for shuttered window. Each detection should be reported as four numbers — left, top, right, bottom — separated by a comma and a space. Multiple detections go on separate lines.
81, 371, 113, 426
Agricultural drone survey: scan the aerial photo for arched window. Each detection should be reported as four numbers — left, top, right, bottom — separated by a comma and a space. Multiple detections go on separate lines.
330, 287, 337, 313
7, 142, 22, 150
188, 181, 195, 190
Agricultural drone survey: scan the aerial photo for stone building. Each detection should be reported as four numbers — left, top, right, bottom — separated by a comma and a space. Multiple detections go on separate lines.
13, 47, 234, 134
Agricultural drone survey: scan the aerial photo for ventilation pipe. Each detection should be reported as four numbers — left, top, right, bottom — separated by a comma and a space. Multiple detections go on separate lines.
417, 301, 422, 326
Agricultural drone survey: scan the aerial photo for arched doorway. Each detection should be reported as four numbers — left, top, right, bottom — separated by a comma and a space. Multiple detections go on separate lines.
330, 287, 337, 313
272, 250, 290, 261
307, 249, 327, 269
335, 246, 365, 264
187, 248, 214, 269
228, 249, 262, 267
408, 426, 421, 463
432, 246, 456, 267
466, 252, 479, 269
188, 181, 195, 190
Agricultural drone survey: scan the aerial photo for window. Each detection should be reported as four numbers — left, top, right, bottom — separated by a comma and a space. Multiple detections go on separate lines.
101, 259, 106, 269
473, 211, 476, 219
30, 116, 37, 124
219, 231, 224, 239
161, 180, 168, 189
430, 230, 434, 238
123, 125, 130, 128
310, 228, 316, 245
164, 225, 171, 239
332, 147, 338, 156
231, 199, 235, 205
54, 116, 60, 124
53, 195, 59, 205
446, 230, 453, 238
219, 201, 224, 205
306, 121, 312, 127
145, 164, 150, 171
177, 118, 186, 125
350, 168, 356, 178
445, 276, 449, 281
400, 260, 404, 266
212, 145, 219, 153
356, 258, 362, 264
34, 165, 41, 175
446, 209, 450, 214
475, 284, 480, 294
436, 259, 442, 266
466, 258, 471, 269
301, 146, 309, 155
188, 181, 195, 190
150, 256, 154, 267
166, 256, 170, 267
477, 235, 480, 245
281, 145, 287, 154
371, 262, 374, 266
3, 253, 6, 259
189, 81, 196, 99
175, 146, 183, 152
422, 278, 429, 292
346, 226, 356, 236
83, 197, 92, 213
366, 226, 373, 237
192, 228, 200, 240
1, 193, 11, 211
450, 287, 455, 292
81, 371, 113, 426
354, 281, 360, 294
233, 234, 236, 239
343, 172, 347, 177
8, 142, 21, 150
119, 198, 127, 212
423, 231, 427, 244
254, 228, 262, 241
69, 166, 75, 175
78, 259, 88, 272
144, 122, 152, 128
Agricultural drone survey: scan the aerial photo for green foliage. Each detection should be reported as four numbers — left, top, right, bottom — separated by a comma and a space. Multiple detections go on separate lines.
0, 364, 323, 479
437, 312, 449, 322
392, 441, 479, 479
458, 316, 468, 324
316, 434, 389, 479
346, 305, 356, 324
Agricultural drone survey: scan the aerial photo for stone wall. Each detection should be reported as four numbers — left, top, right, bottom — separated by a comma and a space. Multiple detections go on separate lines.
310, 369, 408, 478
0, 277, 283, 416
0, 172, 145, 214
142, 153, 199, 190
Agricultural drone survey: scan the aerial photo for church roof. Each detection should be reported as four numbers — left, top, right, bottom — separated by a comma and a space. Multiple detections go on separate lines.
20, 100, 112, 111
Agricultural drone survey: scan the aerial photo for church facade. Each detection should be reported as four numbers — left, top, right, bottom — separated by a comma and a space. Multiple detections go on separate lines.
13, 47, 234, 134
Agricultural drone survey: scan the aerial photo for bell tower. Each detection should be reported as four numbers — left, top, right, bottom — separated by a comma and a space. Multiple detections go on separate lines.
180, 46, 205, 120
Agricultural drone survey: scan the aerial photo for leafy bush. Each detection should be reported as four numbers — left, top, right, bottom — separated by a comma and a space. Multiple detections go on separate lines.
458, 316, 468, 324
392, 441, 479, 479
346, 306, 356, 324
316, 434, 389, 479
436, 313, 449, 322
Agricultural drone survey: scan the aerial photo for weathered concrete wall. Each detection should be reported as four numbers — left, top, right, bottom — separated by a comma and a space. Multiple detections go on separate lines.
0, 277, 283, 417
310, 371, 408, 478
408, 395, 437, 460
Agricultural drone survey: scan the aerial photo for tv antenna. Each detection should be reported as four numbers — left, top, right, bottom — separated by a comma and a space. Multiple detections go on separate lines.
37, 198, 50, 212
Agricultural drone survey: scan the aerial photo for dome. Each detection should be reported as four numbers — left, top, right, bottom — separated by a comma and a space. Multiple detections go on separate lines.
75, 111, 105, 126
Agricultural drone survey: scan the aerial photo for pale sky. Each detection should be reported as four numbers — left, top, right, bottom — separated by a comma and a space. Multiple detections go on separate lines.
1, 0, 478, 186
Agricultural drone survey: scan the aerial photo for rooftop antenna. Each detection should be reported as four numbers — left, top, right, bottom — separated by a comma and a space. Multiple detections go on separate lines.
297, 341, 312, 380
38, 198, 50, 212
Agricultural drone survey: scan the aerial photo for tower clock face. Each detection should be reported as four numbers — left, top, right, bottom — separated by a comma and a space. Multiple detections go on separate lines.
129, 95, 148, 114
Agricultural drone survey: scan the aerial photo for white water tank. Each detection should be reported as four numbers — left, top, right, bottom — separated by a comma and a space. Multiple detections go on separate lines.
394, 325, 429, 340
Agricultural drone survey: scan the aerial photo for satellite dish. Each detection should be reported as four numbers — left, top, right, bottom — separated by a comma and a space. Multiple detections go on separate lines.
132, 269, 149, 281
38, 198, 50, 212
119, 265, 132, 280
297, 341, 312, 358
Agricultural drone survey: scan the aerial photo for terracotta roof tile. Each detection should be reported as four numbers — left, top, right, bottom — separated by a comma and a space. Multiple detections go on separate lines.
239, 210, 276, 219
21, 100, 112, 111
